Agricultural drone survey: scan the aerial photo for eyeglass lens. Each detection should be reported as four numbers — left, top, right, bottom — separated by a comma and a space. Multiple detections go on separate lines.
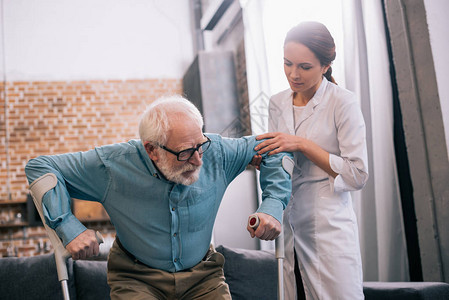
178, 140, 210, 161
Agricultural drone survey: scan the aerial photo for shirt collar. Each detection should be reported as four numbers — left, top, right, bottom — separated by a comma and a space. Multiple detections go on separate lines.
136, 141, 162, 179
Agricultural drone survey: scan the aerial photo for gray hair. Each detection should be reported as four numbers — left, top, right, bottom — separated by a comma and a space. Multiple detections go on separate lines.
139, 95, 204, 145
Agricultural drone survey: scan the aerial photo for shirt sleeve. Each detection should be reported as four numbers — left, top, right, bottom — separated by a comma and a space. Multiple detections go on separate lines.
256, 152, 293, 223
329, 95, 369, 193
219, 135, 293, 223
25, 148, 109, 246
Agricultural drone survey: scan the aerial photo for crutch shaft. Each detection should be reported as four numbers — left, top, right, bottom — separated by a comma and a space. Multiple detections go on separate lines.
248, 214, 284, 300
61, 280, 70, 300
276, 232, 285, 300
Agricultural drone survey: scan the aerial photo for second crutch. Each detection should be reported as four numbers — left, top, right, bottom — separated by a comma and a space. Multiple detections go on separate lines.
249, 214, 284, 300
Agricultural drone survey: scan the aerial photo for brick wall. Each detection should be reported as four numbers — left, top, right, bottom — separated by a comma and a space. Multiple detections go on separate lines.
0, 78, 182, 257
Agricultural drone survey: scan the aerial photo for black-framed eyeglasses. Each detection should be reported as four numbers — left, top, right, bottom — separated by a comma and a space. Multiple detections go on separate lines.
159, 135, 211, 161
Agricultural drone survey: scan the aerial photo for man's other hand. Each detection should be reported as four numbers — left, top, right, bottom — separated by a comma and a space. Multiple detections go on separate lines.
66, 229, 100, 260
246, 213, 281, 240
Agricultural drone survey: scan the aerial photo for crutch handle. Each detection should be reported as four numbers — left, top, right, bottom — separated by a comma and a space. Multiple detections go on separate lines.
248, 214, 260, 229
96, 231, 105, 244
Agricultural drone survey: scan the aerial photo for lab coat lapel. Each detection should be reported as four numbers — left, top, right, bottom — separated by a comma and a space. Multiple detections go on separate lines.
279, 91, 295, 135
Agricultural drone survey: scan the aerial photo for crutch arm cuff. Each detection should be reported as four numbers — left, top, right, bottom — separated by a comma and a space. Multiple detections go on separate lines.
29, 173, 58, 202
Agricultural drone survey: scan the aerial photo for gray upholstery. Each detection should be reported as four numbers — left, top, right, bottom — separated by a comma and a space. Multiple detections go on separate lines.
0, 253, 76, 300
73, 259, 110, 300
216, 245, 278, 300
363, 281, 449, 300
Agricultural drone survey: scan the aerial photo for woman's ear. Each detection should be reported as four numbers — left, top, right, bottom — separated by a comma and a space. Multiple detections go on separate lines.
322, 64, 330, 75
144, 142, 159, 161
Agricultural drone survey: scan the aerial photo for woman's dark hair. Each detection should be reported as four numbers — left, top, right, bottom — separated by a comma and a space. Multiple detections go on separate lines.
284, 21, 336, 83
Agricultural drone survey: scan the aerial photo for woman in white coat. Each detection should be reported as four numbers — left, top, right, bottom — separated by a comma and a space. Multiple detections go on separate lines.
254, 22, 369, 299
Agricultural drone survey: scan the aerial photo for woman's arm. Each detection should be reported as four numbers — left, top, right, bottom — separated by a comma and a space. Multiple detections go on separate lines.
254, 132, 338, 178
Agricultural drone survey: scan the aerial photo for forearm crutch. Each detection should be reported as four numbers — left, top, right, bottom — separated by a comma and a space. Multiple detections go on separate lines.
249, 214, 284, 300
29, 173, 103, 300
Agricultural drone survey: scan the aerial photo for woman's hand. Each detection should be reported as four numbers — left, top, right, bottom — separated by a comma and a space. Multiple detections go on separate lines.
255, 132, 338, 178
255, 132, 302, 155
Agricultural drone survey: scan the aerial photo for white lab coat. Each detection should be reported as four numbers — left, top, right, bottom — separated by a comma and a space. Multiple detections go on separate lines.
268, 78, 368, 300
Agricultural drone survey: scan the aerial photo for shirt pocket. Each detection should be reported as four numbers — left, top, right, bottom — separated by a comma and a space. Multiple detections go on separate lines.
187, 186, 217, 232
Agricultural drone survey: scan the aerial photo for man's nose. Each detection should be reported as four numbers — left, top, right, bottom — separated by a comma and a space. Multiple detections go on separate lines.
187, 150, 202, 166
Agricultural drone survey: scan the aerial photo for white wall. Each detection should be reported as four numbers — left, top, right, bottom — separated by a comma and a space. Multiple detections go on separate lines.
2, 0, 194, 81
213, 169, 259, 250
424, 0, 449, 158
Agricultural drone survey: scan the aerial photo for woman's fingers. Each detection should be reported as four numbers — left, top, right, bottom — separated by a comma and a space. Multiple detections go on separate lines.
256, 132, 274, 140
255, 132, 296, 155
255, 137, 278, 150
257, 141, 282, 155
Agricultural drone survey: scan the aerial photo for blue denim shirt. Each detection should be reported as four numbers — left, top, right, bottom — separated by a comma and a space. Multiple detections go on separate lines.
25, 134, 292, 272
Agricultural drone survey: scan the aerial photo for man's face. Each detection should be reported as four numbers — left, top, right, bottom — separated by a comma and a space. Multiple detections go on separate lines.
155, 148, 202, 185
148, 117, 205, 185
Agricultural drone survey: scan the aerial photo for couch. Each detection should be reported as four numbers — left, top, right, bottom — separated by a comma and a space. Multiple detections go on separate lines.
1, 245, 449, 300
0, 253, 108, 300
217, 246, 449, 300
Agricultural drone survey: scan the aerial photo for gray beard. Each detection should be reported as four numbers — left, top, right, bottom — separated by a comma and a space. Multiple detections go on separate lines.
156, 152, 201, 185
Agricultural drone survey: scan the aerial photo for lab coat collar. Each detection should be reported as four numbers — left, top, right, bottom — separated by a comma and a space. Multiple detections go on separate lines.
294, 77, 329, 132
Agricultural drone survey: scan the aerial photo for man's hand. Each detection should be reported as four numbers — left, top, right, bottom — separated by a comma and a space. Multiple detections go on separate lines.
66, 229, 100, 260
247, 213, 281, 240
249, 154, 262, 170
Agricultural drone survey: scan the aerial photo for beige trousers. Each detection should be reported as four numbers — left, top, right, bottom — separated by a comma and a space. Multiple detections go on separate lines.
107, 240, 231, 300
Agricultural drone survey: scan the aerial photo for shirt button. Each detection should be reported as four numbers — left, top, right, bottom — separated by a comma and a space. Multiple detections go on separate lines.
174, 258, 178, 262
172, 207, 176, 211
173, 233, 177, 237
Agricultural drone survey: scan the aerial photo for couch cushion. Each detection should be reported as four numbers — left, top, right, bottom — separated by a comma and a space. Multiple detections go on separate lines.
73, 259, 110, 300
216, 245, 278, 300
0, 253, 76, 300
364, 281, 449, 300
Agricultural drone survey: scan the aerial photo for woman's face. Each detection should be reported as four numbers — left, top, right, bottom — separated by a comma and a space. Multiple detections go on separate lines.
283, 41, 329, 96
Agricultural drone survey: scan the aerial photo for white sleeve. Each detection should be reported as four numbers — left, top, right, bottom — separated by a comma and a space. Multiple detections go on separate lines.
329, 95, 369, 193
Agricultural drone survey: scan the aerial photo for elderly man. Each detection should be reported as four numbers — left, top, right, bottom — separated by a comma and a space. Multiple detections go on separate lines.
25, 95, 292, 300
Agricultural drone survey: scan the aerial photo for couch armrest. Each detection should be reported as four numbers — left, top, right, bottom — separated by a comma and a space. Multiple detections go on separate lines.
216, 245, 278, 300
